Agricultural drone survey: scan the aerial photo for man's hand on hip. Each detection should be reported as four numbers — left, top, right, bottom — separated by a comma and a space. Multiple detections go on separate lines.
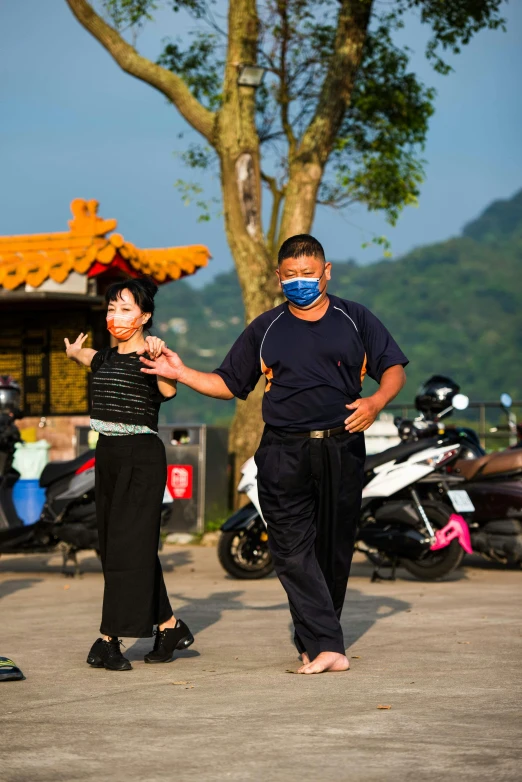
345, 366, 406, 432
344, 396, 381, 432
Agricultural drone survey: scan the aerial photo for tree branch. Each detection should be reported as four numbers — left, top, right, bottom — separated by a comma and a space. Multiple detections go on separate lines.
276, 1, 297, 158
299, 0, 373, 164
316, 195, 357, 209
221, 0, 259, 129
65, 0, 215, 143
261, 171, 285, 255
275, 0, 373, 243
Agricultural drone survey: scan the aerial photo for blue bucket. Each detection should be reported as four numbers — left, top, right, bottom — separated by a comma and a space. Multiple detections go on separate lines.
12, 479, 46, 525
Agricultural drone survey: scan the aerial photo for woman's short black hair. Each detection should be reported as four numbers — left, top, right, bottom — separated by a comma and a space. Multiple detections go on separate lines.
278, 234, 325, 266
105, 277, 158, 330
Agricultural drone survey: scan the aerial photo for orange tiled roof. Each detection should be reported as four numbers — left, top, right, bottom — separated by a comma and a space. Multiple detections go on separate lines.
0, 198, 210, 290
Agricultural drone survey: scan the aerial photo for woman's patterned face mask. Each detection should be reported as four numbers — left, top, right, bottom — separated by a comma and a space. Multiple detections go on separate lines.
106, 313, 145, 341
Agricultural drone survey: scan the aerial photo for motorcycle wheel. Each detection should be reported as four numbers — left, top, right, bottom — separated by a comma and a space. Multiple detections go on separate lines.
400, 503, 465, 581
218, 523, 274, 580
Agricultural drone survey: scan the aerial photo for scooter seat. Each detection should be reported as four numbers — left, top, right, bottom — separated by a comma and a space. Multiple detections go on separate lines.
455, 449, 522, 480
39, 451, 95, 488
453, 454, 492, 480
364, 438, 439, 473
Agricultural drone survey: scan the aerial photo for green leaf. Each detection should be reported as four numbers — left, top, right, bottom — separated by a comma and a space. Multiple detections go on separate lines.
157, 31, 223, 110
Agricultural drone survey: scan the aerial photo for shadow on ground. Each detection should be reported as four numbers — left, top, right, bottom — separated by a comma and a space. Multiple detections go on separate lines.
168, 589, 288, 634
284, 586, 412, 653
125, 588, 288, 661
0, 552, 103, 575
0, 549, 193, 576
1, 546, 513, 579
463, 553, 522, 571
349, 556, 469, 582
159, 549, 193, 572
130, 582, 411, 662
342, 586, 410, 647
0, 578, 42, 599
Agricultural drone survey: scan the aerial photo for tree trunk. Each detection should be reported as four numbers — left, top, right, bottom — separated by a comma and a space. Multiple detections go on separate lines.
219, 152, 283, 503
215, 0, 286, 502
277, 161, 323, 245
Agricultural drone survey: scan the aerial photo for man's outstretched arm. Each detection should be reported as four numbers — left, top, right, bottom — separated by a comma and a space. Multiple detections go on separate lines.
139, 347, 234, 400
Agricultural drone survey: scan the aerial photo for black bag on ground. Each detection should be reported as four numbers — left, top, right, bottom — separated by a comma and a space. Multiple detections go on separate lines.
0, 656, 24, 681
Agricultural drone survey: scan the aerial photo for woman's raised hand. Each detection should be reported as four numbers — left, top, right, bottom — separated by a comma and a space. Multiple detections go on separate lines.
140, 346, 184, 380
64, 333, 88, 361
139, 336, 166, 360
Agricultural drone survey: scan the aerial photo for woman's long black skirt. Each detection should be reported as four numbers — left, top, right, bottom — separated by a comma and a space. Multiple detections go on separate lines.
95, 433, 172, 637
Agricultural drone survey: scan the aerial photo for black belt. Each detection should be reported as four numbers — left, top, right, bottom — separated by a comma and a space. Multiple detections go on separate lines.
266, 424, 347, 439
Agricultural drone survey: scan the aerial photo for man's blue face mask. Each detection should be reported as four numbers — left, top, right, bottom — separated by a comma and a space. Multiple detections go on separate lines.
280, 270, 325, 308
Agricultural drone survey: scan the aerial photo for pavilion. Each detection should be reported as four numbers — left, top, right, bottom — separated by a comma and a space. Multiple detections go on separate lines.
0, 198, 210, 458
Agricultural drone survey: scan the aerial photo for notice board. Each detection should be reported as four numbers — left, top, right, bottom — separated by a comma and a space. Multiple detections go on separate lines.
0, 311, 91, 416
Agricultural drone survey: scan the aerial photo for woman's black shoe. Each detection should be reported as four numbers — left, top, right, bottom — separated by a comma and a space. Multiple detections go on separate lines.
87, 638, 132, 671
144, 620, 194, 663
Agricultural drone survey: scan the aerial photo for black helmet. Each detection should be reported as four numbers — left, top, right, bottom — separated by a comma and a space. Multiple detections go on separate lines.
415, 375, 460, 419
0, 376, 22, 415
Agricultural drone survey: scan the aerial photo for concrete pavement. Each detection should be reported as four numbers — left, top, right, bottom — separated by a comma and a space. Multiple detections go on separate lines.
1, 547, 521, 782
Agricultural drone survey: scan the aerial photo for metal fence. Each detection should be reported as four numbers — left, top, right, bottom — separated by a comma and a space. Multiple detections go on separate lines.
377, 401, 521, 451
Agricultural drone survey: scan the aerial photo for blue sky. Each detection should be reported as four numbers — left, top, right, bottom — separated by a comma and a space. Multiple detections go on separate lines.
1, 1, 520, 285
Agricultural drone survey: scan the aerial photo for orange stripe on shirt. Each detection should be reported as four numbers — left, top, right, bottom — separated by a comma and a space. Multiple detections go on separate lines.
360, 353, 367, 384
261, 358, 274, 392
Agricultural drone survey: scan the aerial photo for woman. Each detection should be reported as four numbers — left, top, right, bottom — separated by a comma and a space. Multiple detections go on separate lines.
65, 277, 193, 671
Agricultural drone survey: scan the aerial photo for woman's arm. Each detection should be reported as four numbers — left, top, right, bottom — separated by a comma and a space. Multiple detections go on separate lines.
157, 376, 177, 399
64, 333, 96, 367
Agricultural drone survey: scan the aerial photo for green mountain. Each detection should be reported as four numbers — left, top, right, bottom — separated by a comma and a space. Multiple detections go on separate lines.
155, 189, 522, 424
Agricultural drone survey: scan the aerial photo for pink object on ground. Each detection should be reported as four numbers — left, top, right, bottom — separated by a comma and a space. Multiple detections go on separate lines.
430, 514, 473, 554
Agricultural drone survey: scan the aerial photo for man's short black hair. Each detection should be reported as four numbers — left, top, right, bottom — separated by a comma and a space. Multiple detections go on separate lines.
278, 234, 325, 266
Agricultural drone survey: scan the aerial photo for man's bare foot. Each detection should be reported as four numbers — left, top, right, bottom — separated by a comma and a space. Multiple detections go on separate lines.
300, 652, 310, 665
297, 651, 350, 675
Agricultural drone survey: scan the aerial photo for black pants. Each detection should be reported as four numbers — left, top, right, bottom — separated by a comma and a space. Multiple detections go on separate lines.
95, 434, 172, 637
255, 426, 365, 660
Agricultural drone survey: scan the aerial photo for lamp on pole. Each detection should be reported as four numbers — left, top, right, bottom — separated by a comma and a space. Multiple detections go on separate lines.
237, 64, 266, 87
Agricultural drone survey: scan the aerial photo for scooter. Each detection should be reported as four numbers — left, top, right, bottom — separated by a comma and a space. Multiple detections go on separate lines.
436, 461, 522, 566
218, 406, 472, 582
0, 387, 174, 575
0, 409, 99, 574
394, 390, 522, 566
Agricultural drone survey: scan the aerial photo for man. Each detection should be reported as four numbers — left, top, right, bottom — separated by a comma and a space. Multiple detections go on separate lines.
141, 235, 408, 674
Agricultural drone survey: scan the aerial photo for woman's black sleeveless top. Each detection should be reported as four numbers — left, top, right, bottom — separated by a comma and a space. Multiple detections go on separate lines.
90, 347, 166, 431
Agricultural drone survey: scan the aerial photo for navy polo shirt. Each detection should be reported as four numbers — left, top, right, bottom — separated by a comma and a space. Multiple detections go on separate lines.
214, 294, 408, 431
